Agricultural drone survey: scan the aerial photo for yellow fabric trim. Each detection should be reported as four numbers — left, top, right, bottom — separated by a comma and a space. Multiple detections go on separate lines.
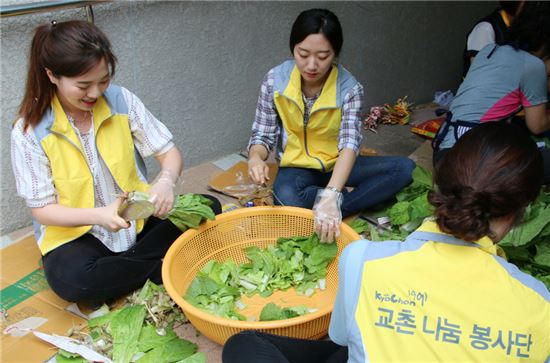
276, 65, 341, 171
50, 95, 85, 155
38, 95, 148, 255
284, 66, 305, 114
93, 95, 114, 132
499, 9, 511, 28
354, 227, 549, 362
40, 226, 92, 255
311, 65, 338, 113
416, 220, 503, 257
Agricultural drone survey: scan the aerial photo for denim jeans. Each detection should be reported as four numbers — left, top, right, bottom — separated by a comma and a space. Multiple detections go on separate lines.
273, 155, 415, 217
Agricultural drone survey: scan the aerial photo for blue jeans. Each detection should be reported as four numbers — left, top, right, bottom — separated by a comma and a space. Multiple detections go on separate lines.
273, 156, 415, 218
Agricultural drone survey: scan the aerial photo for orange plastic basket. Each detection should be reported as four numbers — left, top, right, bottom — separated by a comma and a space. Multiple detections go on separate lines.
162, 206, 360, 345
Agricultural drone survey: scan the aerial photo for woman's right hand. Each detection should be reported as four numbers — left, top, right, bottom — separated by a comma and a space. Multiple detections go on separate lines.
99, 196, 131, 232
248, 155, 270, 185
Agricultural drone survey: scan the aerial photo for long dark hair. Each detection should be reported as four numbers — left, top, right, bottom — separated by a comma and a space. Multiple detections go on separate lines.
506, 1, 550, 57
428, 123, 543, 242
18, 20, 117, 130
289, 9, 343, 57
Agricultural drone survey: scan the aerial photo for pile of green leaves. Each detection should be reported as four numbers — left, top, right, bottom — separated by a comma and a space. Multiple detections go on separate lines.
126, 279, 188, 335
348, 166, 434, 241
347, 164, 550, 290
185, 233, 337, 320
168, 194, 216, 232
499, 186, 550, 289
259, 302, 311, 322
386, 166, 434, 231
184, 259, 245, 321
56, 281, 203, 363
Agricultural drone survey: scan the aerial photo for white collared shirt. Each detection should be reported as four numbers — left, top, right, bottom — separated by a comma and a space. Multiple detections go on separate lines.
11, 87, 174, 252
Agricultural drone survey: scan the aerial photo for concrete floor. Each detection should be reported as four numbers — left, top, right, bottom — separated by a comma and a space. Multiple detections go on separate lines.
363, 105, 438, 157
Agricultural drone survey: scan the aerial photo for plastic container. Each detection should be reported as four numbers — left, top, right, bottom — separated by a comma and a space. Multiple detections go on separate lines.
118, 191, 155, 220
162, 206, 360, 344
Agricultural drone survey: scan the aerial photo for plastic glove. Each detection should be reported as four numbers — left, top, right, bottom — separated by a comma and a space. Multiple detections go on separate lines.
312, 188, 343, 243
148, 170, 176, 218
248, 155, 270, 185
100, 195, 131, 232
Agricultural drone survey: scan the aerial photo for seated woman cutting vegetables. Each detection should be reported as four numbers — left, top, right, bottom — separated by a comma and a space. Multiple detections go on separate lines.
10, 20, 221, 306
247, 8, 415, 243
223, 123, 550, 363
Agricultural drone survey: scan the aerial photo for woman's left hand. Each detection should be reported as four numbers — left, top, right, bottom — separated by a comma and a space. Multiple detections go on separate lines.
148, 171, 175, 218
313, 188, 343, 243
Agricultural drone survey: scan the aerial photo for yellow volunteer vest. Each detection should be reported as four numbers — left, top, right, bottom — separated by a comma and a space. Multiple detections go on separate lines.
274, 64, 342, 172
354, 221, 550, 362
37, 91, 149, 255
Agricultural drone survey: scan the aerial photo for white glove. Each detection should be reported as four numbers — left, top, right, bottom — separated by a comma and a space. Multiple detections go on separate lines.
148, 170, 176, 218
313, 187, 343, 243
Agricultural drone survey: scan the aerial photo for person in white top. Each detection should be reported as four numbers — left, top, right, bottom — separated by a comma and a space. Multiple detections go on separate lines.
462, 1, 524, 77
11, 20, 221, 307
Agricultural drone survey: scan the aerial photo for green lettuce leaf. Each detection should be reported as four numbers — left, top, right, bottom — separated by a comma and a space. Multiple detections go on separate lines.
175, 352, 207, 363
54, 350, 87, 363
136, 337, 197, 363
168, 193, 215, 231
111, 305, 146, 363
137, 324, 178, 352
259, 302, 309, 321
347, 218, 370, 234
388, 201, 410, 225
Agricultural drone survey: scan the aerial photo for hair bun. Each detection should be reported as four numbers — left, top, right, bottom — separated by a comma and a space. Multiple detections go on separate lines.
430, 187, 493, 241
431, 123, 543, 242
470, 190, 492, 219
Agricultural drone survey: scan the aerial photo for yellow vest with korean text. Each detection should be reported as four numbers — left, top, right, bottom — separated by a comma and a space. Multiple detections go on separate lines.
33, 85, 149, 255
272, 60, 359, 172
329, 220, 550, 362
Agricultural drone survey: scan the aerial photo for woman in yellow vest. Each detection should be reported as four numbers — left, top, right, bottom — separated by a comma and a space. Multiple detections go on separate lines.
10, 20, 221, 307
224, 123, 549, 363
247, 9, 415, 242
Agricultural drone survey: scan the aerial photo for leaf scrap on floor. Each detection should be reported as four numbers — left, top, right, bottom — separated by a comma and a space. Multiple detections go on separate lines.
52, 280, 202, 363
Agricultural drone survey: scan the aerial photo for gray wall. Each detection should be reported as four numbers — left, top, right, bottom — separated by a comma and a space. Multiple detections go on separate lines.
0, 1, 494, 234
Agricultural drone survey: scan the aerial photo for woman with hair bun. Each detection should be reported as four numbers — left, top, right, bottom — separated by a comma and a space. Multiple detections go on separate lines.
223, 122, 549, 363
11, 20, 221, 307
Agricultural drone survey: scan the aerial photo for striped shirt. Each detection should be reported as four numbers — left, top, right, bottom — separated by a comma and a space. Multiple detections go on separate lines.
11, 87, 174, 252
248, 68, 364, 158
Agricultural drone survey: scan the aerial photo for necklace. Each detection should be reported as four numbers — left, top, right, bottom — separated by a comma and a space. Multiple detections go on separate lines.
67, 110, 93, 134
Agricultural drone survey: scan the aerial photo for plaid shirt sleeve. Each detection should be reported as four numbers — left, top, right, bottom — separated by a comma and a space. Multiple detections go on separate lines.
338, 82, 364, 154
247, 69, 279, 153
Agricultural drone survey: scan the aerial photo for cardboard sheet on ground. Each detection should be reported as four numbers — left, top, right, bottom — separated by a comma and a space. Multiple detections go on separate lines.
0, 235, 87, 363
408, 140, 434, 172
208, 161, 278, 204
